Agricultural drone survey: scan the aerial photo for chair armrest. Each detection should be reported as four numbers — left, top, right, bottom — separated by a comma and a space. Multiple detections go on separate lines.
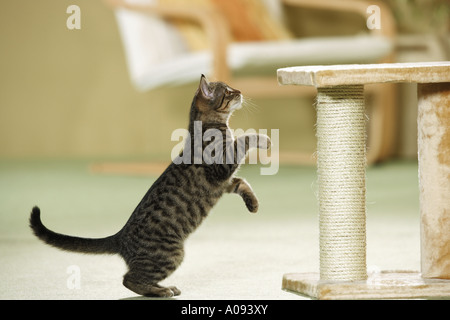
103, 0, 232, 82
281, 0, 396, 39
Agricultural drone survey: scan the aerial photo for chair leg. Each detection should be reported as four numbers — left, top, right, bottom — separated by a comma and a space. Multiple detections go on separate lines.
365, 83, 398, 164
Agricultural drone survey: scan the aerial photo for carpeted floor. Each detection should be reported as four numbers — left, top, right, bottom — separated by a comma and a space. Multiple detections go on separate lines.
0, 159, 421, 300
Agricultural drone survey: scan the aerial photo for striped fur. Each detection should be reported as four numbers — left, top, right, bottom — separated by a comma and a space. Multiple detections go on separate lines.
29, 75, 270, 297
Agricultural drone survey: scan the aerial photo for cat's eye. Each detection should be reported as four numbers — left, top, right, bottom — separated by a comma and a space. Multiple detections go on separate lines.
225, 87, 237, 96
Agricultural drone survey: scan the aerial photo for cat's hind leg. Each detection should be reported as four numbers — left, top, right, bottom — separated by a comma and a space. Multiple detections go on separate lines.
227, 177, 259, 213
122, 253, 183, 298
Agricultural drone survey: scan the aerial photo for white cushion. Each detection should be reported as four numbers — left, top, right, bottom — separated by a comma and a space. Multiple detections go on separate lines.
229, 36, 393, 69
126, 35, 393, 91
114, 0, 188, 86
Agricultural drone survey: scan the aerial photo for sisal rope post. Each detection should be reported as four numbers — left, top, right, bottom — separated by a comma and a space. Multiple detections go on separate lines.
316, 85, 368, 281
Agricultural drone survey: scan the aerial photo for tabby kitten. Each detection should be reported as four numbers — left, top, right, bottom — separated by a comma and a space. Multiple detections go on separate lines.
29, 75, 270, 297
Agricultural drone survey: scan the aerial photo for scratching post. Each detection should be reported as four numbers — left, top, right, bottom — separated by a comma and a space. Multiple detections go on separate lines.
278, 62, 450, 299
316, 86, 367, 281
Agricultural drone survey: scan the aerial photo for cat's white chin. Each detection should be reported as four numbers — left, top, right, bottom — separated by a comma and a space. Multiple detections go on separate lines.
231, 95, 243, 111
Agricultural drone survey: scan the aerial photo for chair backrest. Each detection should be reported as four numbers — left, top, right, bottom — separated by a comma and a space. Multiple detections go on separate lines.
114, 0, 288, 89
158, 0, 291, 51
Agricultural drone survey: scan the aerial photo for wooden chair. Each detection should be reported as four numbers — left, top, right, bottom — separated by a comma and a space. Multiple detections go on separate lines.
102, 0, 397, 168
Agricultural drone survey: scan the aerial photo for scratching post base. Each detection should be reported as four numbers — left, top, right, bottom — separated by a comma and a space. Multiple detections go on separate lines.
282, 271, 450, 300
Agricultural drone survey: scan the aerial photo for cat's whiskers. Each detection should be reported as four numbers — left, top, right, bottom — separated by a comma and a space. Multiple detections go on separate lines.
240, 96, 260, 120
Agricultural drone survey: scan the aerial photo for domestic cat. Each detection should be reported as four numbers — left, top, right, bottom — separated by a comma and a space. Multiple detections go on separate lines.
29, 75, 270, 297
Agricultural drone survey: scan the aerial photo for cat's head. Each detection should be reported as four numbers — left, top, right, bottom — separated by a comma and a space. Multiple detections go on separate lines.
193, 75, 243, 122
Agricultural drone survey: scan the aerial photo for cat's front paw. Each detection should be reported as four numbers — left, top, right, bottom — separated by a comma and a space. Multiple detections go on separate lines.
257, 134, 271, 150
243, 194, 259, 213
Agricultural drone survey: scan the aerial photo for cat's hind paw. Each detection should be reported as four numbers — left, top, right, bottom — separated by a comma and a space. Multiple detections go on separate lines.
168, 286, 181, 296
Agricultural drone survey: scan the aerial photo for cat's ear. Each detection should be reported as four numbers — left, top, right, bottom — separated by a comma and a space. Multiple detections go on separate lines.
199, 74, 213, 99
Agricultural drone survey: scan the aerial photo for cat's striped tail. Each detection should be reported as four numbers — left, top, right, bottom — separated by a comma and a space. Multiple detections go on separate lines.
29, 206, 119, 255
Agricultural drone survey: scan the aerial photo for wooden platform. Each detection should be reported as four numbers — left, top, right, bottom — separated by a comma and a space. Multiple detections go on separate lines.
283, 271, 450, 300
277, 61, 450, 87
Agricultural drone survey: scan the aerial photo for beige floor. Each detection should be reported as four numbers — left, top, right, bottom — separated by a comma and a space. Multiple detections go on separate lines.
0, 160, 423, 300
